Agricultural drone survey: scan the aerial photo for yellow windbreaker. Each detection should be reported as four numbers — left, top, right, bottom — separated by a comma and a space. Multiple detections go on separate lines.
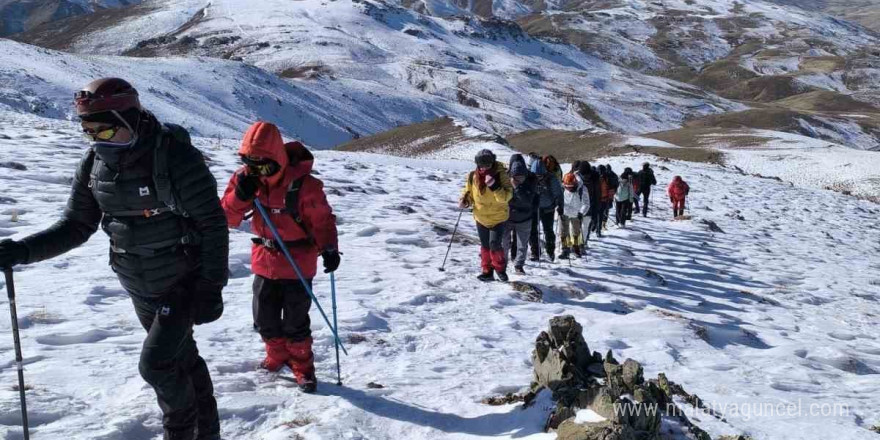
461, 161, 513, 228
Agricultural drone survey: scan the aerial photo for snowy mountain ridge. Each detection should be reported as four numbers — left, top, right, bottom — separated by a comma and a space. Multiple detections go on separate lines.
6, 0, 880, 149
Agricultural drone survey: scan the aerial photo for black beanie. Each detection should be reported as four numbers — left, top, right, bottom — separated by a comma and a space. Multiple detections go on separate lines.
578, 161, 591, 175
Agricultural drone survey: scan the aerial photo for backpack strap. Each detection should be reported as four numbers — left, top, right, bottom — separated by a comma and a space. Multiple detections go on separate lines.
283, 177, 312, 241
85, 147, 98, 190
153, 124, 188, 217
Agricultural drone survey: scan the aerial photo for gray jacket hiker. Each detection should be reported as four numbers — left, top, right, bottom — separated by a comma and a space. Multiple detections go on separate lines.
504, 154, 536, 271
531, 160, 563, 212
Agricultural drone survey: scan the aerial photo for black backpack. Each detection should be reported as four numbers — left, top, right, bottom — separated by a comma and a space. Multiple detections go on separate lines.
85, 123, 190, 218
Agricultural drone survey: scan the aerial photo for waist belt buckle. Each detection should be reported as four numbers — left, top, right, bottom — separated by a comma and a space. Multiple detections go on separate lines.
144, 208, 162, 218
111, 243, 127, 254
262, 238, 276, 250
270, 208, 283, 215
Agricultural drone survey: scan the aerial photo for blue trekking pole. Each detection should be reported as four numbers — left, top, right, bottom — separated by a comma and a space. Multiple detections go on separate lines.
331, 272, 341, 386
253, 200, 348, 355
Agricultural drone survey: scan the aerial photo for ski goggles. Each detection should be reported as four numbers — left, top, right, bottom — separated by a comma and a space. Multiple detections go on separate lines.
82, 126, 121, 142
241, 156, 280, 176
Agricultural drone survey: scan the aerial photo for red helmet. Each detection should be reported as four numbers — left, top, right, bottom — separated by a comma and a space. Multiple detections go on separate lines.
74, 78, 141, 117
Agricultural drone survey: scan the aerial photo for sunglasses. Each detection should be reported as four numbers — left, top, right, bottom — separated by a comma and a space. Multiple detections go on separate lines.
82, 126, 121, 141
241, 156, 280, 176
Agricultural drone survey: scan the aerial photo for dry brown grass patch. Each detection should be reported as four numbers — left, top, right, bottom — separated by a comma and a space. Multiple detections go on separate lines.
507, 129, 724, 165
799, 56, 847, 74
772, 90, 880, 113
336, 117, 470, 156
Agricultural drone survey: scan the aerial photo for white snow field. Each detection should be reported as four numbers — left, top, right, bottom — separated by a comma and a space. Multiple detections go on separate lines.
1, 113, 879, 439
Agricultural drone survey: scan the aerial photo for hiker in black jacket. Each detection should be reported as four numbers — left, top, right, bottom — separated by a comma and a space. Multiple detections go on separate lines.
636, 162, 658, 217
0, 78, 227, 440
503, 154, 537, 274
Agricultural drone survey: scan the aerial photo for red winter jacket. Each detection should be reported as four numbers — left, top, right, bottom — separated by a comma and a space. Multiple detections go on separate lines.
221, 122, 338, 280
667, 176, 690, 202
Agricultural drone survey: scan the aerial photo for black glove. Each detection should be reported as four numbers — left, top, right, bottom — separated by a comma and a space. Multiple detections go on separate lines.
322, 249, 341, 273
192, 279, 224, 325
234, 172, 260, 202
556, 207, 564, 217
0, 239, 28, 269
577, 213, 584, 221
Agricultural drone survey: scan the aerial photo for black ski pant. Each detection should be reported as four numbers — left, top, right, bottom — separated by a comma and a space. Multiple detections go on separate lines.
586, 206, 601, 241
133, 286, 219, 439
602, 201, 613, 228
529, 209, 556, 258
253, 275, 313, 341
615, 200, 633, 227
641, 188, 652, 217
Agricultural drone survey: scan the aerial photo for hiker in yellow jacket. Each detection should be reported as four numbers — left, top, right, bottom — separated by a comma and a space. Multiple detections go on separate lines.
460, 149, 513, 282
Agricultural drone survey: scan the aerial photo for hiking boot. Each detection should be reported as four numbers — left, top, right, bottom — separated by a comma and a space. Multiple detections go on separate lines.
529, 255, 539, 262
477, 271, 495, 282
296, 371, 318, 394
514, 266, 525, 275
496, 271, 509, 282
559, 249, 570, 260
572, 245, 582, 258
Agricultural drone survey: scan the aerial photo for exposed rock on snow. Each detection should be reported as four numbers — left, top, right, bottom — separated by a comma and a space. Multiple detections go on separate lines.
700, 219, 725, 233
530, 315, 714, 440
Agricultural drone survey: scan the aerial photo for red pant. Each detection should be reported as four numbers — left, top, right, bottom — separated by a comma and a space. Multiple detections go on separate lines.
477, 222, 507, 273
480, 247, 507, 273
671, 198, 685, 215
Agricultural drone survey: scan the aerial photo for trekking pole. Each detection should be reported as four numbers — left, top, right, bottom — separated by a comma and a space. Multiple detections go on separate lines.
253, 200, 348, 355
330, 272, 341, 386
537, 215, 543, 268
4, 268, 29, 440
438, 207, 464, 272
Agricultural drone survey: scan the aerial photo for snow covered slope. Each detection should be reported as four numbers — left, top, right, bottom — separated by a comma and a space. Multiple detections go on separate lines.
4, 0, 750, 143
0, 0, 140, 36
0, 38, 425, 146
1, 112, 879, 439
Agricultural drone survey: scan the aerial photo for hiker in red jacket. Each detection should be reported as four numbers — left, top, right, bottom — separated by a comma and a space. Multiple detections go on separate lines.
221, 121, 340, 393
667, 176, 690, 218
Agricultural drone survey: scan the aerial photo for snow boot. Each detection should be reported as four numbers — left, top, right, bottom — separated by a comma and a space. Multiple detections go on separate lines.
529, 254, 539, 262
514, 266, 525, 275
477, 270, 495, 282
286, 338, 317, 393
559, 248, 570, 260
260, 337, 290, 372
573, 245, 582, 258
496, 271, 509, 282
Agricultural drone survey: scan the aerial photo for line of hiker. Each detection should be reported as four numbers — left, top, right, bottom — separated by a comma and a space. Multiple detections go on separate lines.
460, 149, 691, 281
0, 78, 340, 440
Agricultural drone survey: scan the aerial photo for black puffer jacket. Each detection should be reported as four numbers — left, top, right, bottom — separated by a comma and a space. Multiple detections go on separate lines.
637, 168, 657, 192
22, 117, 228, 297
508, 174, 537, 224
